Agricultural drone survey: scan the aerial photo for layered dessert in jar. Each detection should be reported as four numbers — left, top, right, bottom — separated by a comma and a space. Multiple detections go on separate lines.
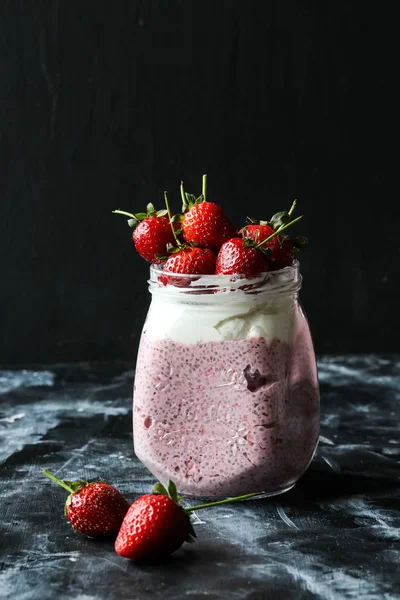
114, 175, 319, 498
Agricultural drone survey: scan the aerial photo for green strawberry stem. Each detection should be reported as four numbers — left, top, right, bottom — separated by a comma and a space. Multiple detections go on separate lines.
288, 199, 297, 216
254, 215, 303, 250
180, 181, 187, 209
42, 469, 75, 494
164, 191, 181, 247
202, 174, 207, 203
112, 209, 136, 219
185, 491, 264, 513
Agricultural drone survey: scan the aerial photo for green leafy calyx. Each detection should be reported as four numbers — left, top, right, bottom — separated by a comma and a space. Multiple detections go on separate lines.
112, 203, 168, 229
243, 199, 306, 256
152, 480, 196, 543
153, 479, 183, 503
180, 174, 207, 212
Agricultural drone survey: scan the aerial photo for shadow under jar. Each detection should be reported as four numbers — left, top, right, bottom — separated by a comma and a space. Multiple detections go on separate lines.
133, 262, 319, 498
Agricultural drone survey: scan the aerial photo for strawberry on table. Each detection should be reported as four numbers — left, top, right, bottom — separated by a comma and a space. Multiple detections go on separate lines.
42, 469, 130, 538
115, 480, 264, 561
113, 203, 177, 264
43, 471, 266, 560
181, 175, 238, 251
115, 482, 193, 560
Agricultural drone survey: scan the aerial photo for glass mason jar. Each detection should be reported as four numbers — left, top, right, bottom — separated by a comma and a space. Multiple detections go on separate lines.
133, 262, 319, 498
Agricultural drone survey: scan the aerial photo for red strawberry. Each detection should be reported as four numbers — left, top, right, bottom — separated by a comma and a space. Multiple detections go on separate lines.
269, 238, 295, 270
42, 469, 130, 538
182, 202, 237, 251
133, 216, 176, 264
113, 203, 178, 264
242, 224, 294, 270
164, 246, 216, 275
240, 200, 307, 270
180, 175, 237, 251
115, 481, 195, 560
115, 480, 266, 561
240, 223, 275, 244
215, 238, 269, 277
159, 246, 217, 287
115, 493, 191, 560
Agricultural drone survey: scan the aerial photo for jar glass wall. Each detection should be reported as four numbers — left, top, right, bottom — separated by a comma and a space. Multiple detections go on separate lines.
133, 263, 319, 498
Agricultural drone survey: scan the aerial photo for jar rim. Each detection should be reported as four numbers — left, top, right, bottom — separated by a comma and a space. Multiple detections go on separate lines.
148, 260, 302, 299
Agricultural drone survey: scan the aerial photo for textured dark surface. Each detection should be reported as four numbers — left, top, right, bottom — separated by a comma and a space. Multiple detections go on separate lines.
0, 1, 396, 364
1, 356, 399, 599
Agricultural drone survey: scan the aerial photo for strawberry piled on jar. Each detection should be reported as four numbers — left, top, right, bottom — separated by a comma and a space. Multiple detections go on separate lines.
113, 174, 306, 279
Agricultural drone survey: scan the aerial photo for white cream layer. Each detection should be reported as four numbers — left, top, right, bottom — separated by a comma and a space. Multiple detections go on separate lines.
143, 294, 294, 344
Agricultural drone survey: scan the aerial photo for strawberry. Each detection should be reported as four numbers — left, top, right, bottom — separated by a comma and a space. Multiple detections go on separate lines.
113, 203, 177, 264
115, 482, 193, 560
42, 469, 130, 538
164, 246, 216, 275
269, 238, 295, 270
215, 238, 269, 277
240, 223, 275, 245
115, 480, 264, 561
133, 216, 177, 264
180, 175, 237, 251
241, 200, 307, 271
159, 246, 216, 287
182, 202, 237, 251
241, 224, 294, 270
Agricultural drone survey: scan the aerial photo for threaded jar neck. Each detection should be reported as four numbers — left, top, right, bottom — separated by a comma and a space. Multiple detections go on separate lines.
148, 261, 302, 304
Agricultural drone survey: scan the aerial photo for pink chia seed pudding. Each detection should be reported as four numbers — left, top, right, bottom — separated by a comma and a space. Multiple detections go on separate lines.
133, 299, 319, 497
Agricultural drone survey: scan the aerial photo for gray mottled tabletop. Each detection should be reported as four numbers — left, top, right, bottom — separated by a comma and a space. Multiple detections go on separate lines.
1, 356, 399, 600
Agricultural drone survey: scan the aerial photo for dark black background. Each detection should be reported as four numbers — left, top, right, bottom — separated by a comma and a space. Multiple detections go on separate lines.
0, 1, 396, 365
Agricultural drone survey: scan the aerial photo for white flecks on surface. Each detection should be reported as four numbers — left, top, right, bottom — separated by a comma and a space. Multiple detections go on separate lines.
276, 505, 299, 530
1, 358, 399, 599
327, 496, 397, 531
190, 512, 207, 525
349, 403, 373, 413
282, 564, 389, 600
52, 438, 96, 475
21, 549, 81, 560
317, 357, 400, 389
0, 370, 55, 394
0, 413, 25, 423
319, 435, 335, 445
0, 399, 129, 464
320, 454, 342, 473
